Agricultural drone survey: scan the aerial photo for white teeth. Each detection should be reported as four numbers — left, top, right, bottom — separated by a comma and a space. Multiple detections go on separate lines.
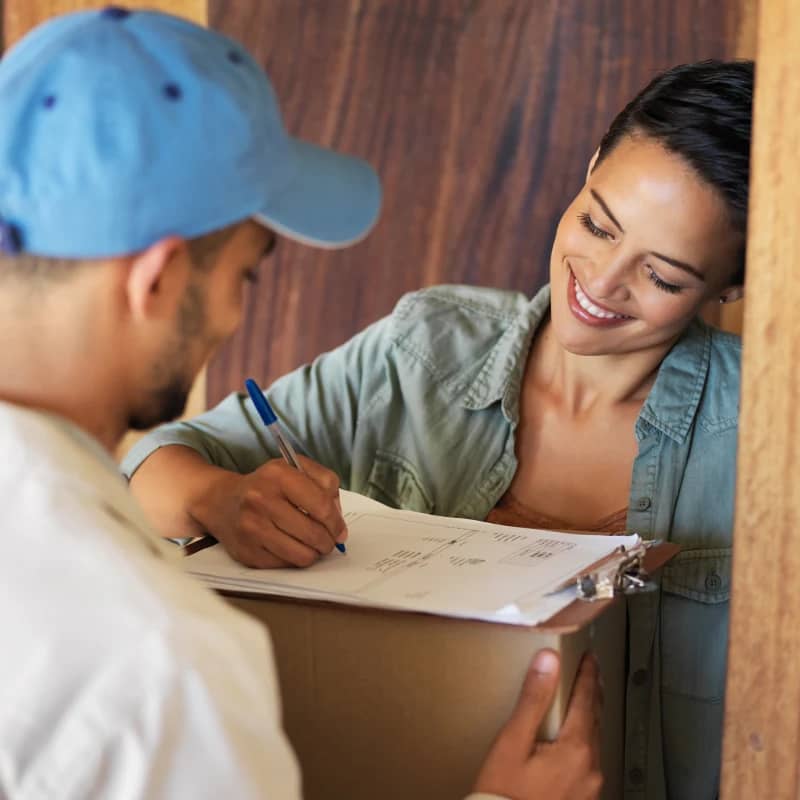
573, 276, 626, 320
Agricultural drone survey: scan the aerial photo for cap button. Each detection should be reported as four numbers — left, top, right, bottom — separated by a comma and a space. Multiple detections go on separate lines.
0, 219, 23, 254
101, 6, 132, 19
163, 83, 182, 101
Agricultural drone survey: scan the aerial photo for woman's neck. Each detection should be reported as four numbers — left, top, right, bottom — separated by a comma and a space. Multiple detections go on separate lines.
527, 320, 678, 416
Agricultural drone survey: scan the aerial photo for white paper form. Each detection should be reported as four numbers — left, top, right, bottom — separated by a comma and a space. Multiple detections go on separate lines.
188, 490, 639, 626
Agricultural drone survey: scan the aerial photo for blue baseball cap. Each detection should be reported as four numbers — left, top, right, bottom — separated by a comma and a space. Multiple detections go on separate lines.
0, 6, 381, 257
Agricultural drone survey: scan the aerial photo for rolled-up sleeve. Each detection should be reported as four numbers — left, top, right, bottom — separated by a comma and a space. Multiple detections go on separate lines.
120, 314, 395, 488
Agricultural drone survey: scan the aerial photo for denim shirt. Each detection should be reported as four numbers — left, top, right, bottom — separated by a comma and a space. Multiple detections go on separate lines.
123, 284, 740, 800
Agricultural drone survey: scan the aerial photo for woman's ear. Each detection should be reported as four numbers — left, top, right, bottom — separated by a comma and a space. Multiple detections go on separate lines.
586, 148, 600, 181
125, 236, 188, 320
719, 285, 745, 304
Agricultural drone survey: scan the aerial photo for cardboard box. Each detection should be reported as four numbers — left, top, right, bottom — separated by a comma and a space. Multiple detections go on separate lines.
225, 593, 626, 800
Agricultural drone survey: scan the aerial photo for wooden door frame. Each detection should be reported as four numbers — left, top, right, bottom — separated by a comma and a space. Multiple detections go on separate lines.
720, 0, 800, 796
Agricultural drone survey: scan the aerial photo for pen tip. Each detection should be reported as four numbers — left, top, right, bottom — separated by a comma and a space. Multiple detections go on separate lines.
336, 543, 347, 554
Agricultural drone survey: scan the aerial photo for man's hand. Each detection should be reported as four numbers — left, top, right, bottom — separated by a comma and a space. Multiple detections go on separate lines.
473, 650, 603, 800
196, 454, 348, 568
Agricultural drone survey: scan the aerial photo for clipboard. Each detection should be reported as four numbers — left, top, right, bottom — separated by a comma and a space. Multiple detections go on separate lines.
184, 528, 680, 628
547, 537, 680, 597
536, 539, 680, 632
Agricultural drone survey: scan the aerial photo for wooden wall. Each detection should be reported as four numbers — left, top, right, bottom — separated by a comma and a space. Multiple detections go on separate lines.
206, 0, 755, 405
720, 0, 800, 795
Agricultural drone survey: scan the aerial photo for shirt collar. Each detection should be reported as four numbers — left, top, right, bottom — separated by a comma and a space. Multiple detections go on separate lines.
3, 403, 177, 561
457, 284, 712, 444
636, 318, 712, 444
460, 285, 550, 421
66, 421, 174, 553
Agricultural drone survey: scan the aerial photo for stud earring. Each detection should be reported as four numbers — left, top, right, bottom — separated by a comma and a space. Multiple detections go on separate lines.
719, 296, 727, 304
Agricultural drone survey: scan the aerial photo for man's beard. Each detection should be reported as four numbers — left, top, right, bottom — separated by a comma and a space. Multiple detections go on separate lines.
127, 377, 192, 431
128, 281, 205, 431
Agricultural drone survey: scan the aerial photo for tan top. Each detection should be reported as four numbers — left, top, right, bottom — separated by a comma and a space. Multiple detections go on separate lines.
486, 490, 628, 533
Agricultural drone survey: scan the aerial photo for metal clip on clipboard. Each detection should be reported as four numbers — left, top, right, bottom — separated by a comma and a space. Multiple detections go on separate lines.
576, 539, 661, 601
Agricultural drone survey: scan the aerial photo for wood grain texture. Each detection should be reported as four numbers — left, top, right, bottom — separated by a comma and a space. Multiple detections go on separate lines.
715, 0, 757, 334
4, 0, 204, 46
720, 1, 800, 796
207, 0, 754, 404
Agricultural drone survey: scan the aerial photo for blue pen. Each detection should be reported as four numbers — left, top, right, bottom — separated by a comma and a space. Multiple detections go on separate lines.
245, 378, 346, 554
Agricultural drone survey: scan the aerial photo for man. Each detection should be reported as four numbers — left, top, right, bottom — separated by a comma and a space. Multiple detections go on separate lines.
0, 7, 601, 799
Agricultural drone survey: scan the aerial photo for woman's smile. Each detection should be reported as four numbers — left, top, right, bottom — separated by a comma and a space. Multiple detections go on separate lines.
548, 135, 744, 358
567, 266, 633, 328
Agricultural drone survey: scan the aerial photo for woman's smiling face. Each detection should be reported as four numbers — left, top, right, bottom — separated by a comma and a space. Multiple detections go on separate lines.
549, 135, 744, 357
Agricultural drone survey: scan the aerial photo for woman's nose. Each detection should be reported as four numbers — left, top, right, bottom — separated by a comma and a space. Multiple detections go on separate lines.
582, 252, 632, 302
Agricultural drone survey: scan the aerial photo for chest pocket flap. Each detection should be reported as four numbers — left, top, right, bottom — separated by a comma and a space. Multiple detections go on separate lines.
366, 450, 434, 513
661, 547, 731, 603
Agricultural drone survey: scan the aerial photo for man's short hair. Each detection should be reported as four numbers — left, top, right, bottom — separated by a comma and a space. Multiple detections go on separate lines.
0, 224, 240, 281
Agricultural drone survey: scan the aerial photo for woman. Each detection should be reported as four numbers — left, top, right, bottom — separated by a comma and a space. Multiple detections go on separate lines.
123, 60, 752, 800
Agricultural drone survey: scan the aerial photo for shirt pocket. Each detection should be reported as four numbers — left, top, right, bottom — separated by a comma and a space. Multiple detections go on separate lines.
365, 449, 434, 513
660, 547, 731, 702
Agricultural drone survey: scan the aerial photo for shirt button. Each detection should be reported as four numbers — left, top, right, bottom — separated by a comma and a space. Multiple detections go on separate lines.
635, 496, 651, 511
629, 767, 645, 785
705, 572, 722, 591
632, 668, 649, 686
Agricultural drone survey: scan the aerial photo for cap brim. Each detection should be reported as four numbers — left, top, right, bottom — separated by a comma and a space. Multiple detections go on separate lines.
253, 139, 381, 249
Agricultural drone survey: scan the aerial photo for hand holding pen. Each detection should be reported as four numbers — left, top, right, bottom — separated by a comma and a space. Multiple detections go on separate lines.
245, 379, 346, 555
186, 382, 348, 568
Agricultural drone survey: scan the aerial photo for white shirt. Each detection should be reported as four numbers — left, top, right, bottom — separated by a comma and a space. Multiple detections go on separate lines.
0, 402, 504, 800
0, 403, 301, 799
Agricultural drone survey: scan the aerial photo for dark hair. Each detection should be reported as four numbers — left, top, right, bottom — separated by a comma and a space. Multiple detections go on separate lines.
596, 60, 754, 284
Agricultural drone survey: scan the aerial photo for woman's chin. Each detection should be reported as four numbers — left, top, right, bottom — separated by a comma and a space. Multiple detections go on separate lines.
549, 307, 615, 356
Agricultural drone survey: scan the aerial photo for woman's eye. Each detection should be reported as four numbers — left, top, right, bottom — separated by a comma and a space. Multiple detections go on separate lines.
646, 265, 683, 295
578, 212, 612, 240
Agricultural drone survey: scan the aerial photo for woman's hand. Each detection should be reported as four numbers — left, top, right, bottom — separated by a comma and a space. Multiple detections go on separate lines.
196, 454, 348, 568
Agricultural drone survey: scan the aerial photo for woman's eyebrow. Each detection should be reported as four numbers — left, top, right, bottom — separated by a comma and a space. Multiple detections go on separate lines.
590, 189, 624, 233
591, 188, 705, 282
650, 251, 705, 281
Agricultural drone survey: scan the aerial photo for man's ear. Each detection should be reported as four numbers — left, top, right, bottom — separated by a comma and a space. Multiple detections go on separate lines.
586, 148, 600, 182
125, 236, 188, 320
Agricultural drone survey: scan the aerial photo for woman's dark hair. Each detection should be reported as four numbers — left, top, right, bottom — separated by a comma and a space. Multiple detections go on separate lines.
595, 60, 754, 284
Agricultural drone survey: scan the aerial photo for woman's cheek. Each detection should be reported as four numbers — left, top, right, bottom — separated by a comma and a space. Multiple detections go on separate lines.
641, 294, 696, 330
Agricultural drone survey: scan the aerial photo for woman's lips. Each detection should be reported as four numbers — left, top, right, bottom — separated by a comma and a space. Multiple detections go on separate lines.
566, 269, 633, 328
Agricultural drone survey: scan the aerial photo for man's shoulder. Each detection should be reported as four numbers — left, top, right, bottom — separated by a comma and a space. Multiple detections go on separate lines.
0, 424, 268, 668
0, 531, 285, 797
3, 483, 273, 685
